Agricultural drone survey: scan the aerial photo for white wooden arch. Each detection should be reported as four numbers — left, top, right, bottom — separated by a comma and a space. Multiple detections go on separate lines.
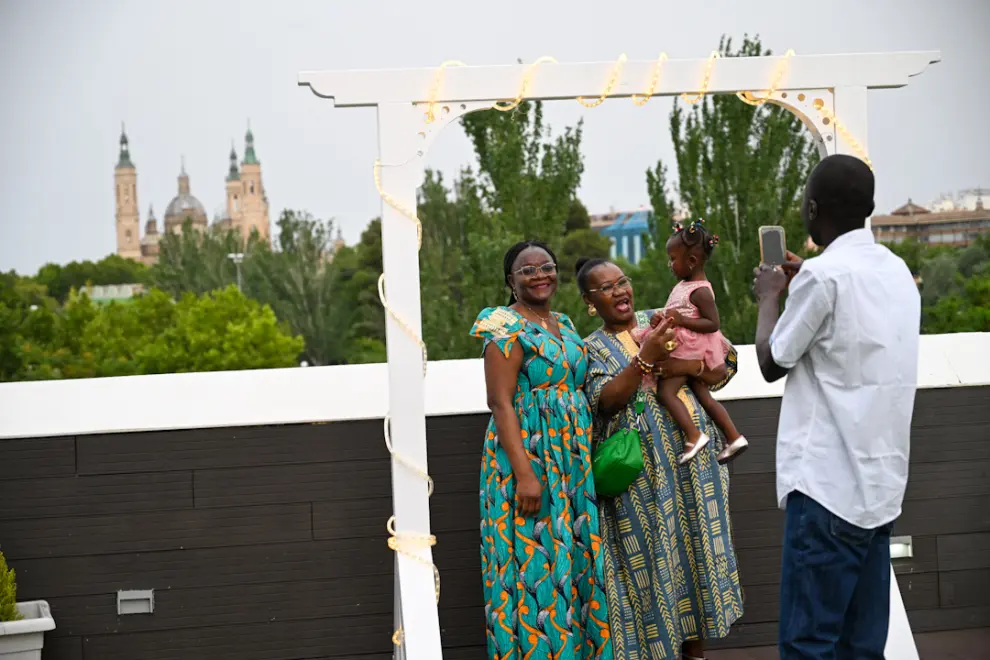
298, 50, 940, 660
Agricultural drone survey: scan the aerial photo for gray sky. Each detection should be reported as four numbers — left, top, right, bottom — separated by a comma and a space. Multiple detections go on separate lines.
1, 0, 987, 275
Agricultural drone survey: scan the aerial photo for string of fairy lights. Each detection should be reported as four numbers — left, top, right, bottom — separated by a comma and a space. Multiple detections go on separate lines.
374, 49, 873, 650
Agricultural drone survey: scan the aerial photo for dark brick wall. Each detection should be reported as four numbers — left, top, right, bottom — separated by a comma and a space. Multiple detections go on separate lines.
0, 387, 987, 659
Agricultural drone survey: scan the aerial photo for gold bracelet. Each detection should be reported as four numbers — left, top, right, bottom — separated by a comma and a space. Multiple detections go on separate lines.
635, 355, 654, 374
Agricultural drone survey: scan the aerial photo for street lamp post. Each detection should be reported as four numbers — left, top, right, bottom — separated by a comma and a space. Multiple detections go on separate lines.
227, 253, 245, 291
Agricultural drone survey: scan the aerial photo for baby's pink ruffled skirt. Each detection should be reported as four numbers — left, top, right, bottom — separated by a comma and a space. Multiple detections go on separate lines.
669, 326, 727, 371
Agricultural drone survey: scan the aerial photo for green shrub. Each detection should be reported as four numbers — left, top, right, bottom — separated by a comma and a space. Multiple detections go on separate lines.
0, 551, 22, 622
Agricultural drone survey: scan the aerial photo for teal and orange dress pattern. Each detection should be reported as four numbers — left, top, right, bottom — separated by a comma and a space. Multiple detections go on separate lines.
584, 310, 743, 659
470, 306, 613, 660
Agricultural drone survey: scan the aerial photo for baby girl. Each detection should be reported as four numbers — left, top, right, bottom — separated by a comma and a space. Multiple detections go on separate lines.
632, 220, 747, 465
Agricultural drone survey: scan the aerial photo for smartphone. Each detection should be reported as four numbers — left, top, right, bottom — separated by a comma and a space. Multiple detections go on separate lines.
759, 226, 787, 266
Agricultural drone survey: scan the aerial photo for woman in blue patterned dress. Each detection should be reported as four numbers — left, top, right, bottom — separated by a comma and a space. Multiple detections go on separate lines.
576, 258, 744, 660
470, 241, 639, 660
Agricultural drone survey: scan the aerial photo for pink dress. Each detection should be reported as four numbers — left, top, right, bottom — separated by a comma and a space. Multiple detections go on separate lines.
631, 280, 728, 379
663, 280, 727, 370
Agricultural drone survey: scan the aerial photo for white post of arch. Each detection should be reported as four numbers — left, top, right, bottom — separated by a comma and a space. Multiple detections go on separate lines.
299, 50, 939, 660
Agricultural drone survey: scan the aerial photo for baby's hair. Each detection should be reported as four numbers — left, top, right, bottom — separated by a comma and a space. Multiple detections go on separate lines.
671, 218, 719, 259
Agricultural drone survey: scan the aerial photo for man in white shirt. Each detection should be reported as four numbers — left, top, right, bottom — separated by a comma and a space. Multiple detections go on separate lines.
752, 155, 921, 659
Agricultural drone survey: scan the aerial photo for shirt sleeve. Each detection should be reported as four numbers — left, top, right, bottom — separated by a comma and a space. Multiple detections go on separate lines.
770, 268, 833, 369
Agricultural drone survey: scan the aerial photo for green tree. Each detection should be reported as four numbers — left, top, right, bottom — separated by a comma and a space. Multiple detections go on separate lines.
559, 228, 612, 284
415, 102, 591, 358
637, 35, 821, 343
923, 275, 990, 333
0, 271, 59, 380
149, 212, 349, 366
565, 198, 591, 233
6, 286, 303, 381
149, 219, 247, 297
332, 218, 387, 363
34, 254, 149, 302
246, 210, 351, 366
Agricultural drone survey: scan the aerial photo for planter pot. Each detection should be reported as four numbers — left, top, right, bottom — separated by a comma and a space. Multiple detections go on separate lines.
0, 601, 56, 659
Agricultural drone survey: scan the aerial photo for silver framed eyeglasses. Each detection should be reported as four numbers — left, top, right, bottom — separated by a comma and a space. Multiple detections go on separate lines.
587, 276, 633, 297
514, 262, 557, 277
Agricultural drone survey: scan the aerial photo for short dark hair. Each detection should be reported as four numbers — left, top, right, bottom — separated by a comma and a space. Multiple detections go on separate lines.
574, 257, 610, 294
807, 155, 875, 229
503, 240, 558, 304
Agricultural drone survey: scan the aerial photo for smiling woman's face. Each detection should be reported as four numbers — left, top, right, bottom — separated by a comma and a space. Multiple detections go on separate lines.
584, 262, 635, 328
508, 246, 558, 305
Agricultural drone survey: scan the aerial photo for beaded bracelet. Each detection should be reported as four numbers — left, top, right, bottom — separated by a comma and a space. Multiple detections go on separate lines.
635, 355, 654, 374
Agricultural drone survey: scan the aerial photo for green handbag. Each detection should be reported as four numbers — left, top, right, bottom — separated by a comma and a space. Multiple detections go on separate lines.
592, 394, 646, 497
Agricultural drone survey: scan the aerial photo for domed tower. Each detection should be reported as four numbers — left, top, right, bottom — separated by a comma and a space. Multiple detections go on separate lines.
141, 204, 161, 265
163, 158, 209, 234
238, 123, 270, 242
114, 125, 141, 260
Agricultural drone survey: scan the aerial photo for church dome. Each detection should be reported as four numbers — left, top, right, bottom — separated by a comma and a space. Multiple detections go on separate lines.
164, 194, 207, 221
163, 162, 208, 232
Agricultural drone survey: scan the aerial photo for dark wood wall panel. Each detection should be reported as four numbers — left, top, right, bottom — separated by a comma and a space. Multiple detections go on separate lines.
0, 472, 193, 521
893, 535, 939, 576
939, 569, 990, 609
194, 461, 391, 508
74, 420, 383, 475
0, 437, 75, 480
52, 575, 393, 637
1, 385, 986, 660
2, 504, 312, 560
13, 539, 390, 599
42, 637, 83, 660
937, 532, 990, 571
80, 614, 394, 660
905, 459, 990, 501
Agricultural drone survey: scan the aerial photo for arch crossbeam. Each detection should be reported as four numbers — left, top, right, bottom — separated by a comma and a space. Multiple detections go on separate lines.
299, 51, 939, 107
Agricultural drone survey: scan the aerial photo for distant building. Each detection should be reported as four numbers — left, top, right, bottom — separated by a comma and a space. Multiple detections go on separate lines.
871, 189, 989, 247
80, 283, 145, 304
590, 207, 689, 265
114, 124, 271, 266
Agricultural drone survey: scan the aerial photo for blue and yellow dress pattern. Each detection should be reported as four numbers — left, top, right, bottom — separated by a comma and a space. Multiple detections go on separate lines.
584, 310, 743, 660
471, 306, 613, 660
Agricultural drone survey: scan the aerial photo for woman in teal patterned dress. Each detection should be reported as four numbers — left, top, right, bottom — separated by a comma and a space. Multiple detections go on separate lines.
576, 258, 743, 660
469, 241, 616, 660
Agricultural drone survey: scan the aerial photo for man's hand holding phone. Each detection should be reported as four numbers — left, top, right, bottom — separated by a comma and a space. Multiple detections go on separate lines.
780, 250, 803, 285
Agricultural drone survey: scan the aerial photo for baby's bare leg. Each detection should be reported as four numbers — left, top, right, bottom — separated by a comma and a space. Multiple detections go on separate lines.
658, 358, 705, 378
689, 379, 741, 442
658, 376, 702, 444
699, 363, 729, 387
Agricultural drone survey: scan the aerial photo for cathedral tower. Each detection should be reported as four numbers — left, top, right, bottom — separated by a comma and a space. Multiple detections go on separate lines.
225, 142, 244, 231
237, 123, 270, 241
114, 126, 141, 260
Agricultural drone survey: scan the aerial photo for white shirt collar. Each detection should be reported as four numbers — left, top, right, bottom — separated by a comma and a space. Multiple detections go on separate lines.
822, 226, 874, 254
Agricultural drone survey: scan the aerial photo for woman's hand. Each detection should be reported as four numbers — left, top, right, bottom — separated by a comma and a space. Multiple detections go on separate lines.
639, 318, 675, 364
516, 472, 543, 516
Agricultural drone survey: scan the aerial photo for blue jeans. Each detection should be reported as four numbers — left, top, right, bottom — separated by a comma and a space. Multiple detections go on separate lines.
779, 492, 894, 660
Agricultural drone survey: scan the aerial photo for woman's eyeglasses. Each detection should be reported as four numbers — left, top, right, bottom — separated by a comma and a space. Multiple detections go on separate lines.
514, 262, 557, 277
587, 276, 633, 296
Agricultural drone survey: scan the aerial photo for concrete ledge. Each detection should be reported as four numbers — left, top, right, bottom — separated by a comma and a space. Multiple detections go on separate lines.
0, 333, 986, 440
